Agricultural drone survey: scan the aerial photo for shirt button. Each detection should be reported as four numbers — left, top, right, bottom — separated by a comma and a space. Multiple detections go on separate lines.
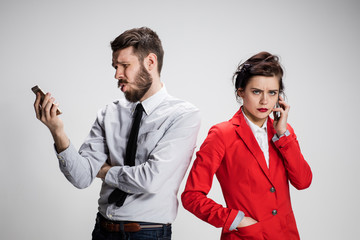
272, 210, 278, 216
270, 187, 275, 193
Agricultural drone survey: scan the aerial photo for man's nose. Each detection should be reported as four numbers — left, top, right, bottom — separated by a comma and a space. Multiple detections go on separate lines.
114, 68, 124, 80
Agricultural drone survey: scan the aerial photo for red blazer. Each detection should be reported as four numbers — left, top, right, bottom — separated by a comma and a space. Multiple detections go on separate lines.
181, 109, 312, 240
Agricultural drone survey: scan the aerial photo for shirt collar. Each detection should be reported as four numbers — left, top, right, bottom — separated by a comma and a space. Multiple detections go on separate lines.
242, 108, 267, 134
130, 84, 168, 116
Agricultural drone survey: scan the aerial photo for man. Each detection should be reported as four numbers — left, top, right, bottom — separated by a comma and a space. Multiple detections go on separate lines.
34, 27, 201, 240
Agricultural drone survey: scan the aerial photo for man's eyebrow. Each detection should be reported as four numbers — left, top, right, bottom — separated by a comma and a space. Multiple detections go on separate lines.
112, 60, 129, 65
112, 61, 124, 67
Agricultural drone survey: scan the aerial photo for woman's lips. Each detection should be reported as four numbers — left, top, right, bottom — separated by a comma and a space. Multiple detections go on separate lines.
257, 108, 268, 112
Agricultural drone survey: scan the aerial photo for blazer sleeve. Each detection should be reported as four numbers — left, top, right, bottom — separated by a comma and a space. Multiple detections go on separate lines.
181, 124, 239, 233
273, 124, 313, 190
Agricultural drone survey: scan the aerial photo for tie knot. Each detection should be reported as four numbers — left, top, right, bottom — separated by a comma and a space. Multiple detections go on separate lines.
134, 103, 144, 117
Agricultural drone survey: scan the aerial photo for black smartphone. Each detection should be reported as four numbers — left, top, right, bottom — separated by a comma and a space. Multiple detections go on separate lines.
31, 85, 62, 115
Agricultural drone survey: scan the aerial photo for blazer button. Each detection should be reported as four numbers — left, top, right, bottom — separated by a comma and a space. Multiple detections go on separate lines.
270, 187, 275, 193
272, 210, 278, 216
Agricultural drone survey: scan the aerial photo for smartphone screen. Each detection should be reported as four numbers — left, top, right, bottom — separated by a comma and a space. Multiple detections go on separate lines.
32, 85, 62, 115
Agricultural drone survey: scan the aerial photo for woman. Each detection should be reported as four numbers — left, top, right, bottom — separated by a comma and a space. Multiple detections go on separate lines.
181, 52, 312, 240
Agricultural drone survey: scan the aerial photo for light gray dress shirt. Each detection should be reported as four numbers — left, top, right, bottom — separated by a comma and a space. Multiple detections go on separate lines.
56, 86, 201, 224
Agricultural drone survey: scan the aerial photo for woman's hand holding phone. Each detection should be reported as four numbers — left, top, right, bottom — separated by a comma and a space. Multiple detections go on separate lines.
272, 95, 289, 137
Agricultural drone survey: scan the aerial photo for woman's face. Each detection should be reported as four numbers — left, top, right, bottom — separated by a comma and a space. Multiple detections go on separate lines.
238, 75, 280, 127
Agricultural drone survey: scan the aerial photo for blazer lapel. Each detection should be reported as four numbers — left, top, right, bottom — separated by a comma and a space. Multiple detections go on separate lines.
232, 110, 271, 180
267, 119, 281, 173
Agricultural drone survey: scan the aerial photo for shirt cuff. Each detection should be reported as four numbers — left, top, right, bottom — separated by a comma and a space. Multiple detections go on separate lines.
104, 166, 136, 194
54, 142, 75, 168
272, 129, 290, 142
104, 166, 121, 188
229, 211, 245, 231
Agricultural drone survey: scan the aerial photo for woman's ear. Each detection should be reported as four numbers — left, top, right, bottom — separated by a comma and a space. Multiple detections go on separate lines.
237, 88, 244, 98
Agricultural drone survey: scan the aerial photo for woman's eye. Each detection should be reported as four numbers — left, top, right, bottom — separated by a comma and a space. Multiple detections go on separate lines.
253, 90, 260, 94
269, 91, 277, 96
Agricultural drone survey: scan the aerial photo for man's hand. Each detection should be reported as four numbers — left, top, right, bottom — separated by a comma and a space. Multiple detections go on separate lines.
34, 92, 63, 131
237, 216, 258, 228
34, 92, 69, 152
97, 162, 111, 179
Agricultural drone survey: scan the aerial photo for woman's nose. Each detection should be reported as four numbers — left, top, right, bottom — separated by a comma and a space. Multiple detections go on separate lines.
260, 94, 268, 104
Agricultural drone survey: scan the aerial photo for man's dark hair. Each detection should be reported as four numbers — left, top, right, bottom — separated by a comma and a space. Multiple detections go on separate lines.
111, 27, 164, 75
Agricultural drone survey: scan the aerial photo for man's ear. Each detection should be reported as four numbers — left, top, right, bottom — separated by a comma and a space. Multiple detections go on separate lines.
144, 53, 157, 72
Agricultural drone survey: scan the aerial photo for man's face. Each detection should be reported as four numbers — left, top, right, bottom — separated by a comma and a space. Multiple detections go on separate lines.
112, 47, 152, 102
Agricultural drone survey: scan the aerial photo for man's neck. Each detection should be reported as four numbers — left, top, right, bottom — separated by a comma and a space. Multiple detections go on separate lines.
140, 77, 162, 102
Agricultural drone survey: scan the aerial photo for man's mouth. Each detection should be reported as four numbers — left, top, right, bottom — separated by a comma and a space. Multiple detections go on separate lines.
118, 80, 128, 92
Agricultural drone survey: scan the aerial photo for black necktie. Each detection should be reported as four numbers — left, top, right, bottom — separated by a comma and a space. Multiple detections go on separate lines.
108, 103, 144, 207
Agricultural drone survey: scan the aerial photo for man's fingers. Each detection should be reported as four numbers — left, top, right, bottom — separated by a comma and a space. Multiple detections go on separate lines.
44, 97, 55, 119
41, 93, 52, 119
50, 103, 59, 117
34, 92, 42, 119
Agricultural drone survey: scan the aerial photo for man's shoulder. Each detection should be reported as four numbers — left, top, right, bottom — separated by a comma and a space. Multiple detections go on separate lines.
97, 98, 131, 115
163, 95, 199, 114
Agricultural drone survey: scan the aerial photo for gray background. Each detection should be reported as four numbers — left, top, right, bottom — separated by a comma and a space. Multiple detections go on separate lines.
1, 0, 359, 239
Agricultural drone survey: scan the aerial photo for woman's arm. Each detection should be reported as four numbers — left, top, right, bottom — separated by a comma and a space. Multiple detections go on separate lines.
181, 125, 242, 232
272, 96, 312, 189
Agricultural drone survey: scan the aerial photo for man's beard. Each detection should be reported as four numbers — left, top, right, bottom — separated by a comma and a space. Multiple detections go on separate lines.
123, 65, 153, 102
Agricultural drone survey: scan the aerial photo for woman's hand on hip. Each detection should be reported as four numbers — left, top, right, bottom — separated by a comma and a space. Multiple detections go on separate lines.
237, 216, 258, 228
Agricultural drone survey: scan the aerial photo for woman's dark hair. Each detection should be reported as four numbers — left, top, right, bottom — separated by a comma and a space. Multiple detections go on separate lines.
233, 51, 284, 96
111, 27, 164, 75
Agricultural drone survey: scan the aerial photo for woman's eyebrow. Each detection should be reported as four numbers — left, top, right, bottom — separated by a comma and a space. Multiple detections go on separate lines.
250, 88, 263, 91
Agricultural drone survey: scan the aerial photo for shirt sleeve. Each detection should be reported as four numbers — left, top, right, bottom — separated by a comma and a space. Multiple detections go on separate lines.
230, 211, 245, 230
104, 107, 201, 194
55, 108, 109, 189
271, 129, 290, 142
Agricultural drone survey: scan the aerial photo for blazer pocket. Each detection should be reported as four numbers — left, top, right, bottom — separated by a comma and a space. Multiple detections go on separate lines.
236, 222, 265, 240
